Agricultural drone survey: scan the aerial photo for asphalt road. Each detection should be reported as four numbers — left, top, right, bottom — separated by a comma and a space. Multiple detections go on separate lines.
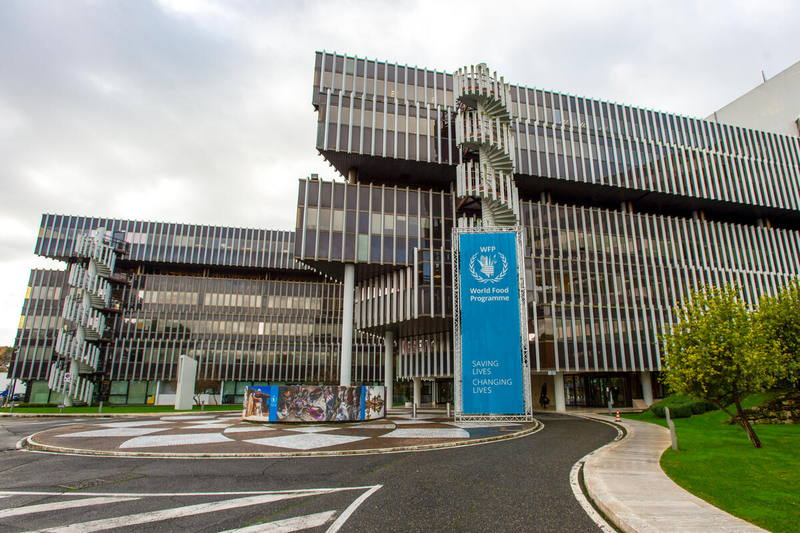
0, 413, 617, 532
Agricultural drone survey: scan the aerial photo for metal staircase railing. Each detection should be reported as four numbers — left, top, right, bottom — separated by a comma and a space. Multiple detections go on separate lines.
454, 64, 519, 227
55, 329, 101, 372
51, 227, 123, 405
48, 364, 94, 405
68, 263, 112, 308
61, 294, 106, 340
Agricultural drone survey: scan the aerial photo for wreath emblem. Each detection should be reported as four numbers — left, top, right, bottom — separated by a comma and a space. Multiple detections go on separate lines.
469, 252, 509, 284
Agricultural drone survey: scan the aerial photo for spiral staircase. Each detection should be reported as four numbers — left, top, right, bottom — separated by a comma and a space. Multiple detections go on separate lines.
454, 64, 519, 226
49, 228, 123, 405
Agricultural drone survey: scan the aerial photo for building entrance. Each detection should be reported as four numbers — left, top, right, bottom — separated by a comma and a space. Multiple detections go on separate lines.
564, 374, 631, 408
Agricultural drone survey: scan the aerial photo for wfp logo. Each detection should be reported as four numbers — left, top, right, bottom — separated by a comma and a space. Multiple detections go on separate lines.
469, 250, 509, 284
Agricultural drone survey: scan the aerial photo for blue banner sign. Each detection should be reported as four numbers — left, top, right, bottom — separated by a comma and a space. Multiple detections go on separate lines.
459, 232, 524, 415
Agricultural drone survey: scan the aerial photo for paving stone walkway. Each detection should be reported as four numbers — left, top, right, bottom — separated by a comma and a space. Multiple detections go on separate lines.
581, 414, 769, 533
25, 410, 537, 456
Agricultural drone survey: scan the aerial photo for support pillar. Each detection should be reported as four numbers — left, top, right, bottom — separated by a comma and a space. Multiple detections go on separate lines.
175, 355, 197, 410
340, 263, 355, 386
554, 372, 566, 412
384, 330, 394, 405
640, 371, 654, 406
413, 377, 422, 407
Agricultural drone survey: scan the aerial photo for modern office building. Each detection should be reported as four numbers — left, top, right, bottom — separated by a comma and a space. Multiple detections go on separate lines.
12, 217, 384, 405
10, 52, 800, 409
707, 59, 800, 138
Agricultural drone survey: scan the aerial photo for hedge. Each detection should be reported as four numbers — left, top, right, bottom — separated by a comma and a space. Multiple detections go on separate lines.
650, 396, 717, 418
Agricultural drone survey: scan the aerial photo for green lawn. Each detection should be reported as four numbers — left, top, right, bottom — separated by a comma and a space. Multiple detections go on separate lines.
0, 404, 241, 414
623, 392, 800, 533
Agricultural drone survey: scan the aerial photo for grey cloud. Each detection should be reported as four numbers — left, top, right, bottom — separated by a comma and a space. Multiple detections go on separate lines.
1, 0, 799, 345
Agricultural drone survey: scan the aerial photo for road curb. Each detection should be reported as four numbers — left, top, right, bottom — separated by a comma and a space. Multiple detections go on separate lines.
21, 419, 541, 459
569, 414, 627, 533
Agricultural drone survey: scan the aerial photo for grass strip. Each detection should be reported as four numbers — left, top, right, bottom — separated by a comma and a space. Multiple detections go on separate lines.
623, 392, 799, 533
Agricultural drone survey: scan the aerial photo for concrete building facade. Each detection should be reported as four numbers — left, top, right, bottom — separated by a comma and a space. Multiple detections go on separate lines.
10, 52, 800, 409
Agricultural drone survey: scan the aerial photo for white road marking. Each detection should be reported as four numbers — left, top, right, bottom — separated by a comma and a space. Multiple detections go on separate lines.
5, 487, 382, 533
283, 427, 338, 433
98, 421, 172, 428
244, 434, 368, 450
346, 423, 395, 429
223, 426, 276, 433
0, 488, 376, 498
326, 485, 382, 533
380, 428, 470, 439
19, 491, 328, 533
219, 510, 336, 532
119, 433, 232, 448
61, 428, 166, 438
176, 424, 233, 429
0, 496, 140, 519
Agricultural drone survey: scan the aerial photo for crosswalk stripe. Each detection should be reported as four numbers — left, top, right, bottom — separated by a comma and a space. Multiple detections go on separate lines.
20, 491, 329, 533
326, 485, 382, 533
219, 510, 336, 532
0, 497, 140, 519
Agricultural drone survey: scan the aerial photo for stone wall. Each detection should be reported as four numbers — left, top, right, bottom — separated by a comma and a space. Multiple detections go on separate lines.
733, 390, 800, 425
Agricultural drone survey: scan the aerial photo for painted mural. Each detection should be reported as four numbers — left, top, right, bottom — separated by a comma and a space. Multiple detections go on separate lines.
242, 385, 385, 423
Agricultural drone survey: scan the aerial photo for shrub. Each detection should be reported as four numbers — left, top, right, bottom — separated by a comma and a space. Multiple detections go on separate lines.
649, 396, 717, 418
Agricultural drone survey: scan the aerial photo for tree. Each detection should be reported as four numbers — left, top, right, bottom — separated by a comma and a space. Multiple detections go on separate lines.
757, 277, 800, 383
0, 347, 14, 372
661, 284, 783, 448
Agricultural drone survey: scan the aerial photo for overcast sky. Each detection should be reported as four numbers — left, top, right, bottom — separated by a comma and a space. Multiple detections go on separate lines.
1, 0, 799, 346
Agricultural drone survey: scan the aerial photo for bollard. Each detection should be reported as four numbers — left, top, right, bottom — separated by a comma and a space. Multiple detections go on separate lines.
98, 401, 103, 414
9, 402, 13, 414
447, 402, 451, 418
412, 402, 417, 419
665, 407, 678, 450
201, 401, 205, 412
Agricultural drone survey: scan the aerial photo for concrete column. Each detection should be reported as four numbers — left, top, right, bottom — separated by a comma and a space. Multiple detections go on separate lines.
384, 331, 394, 404
554, 372, 566, 412
640, 371, 654, 406
175, 355, 197, 410
340, 263, 355, 386
413, 377, 422, 407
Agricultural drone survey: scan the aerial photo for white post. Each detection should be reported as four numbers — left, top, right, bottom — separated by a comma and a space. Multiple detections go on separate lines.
384, 330, 394, 406
340, 263, 355, 386
413, 376, 422, 407
175, 355, 197, 410
554, 372, 566, 412
641, 371, 654, 406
